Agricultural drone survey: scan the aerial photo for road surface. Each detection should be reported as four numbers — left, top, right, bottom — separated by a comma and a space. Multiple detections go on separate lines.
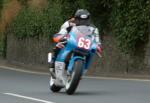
0, 68, 150, 103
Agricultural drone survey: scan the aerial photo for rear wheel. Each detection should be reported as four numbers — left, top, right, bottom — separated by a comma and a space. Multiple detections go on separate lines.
65, 60, 83, 95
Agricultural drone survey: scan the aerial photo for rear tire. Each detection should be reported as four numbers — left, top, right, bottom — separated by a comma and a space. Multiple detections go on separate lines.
65, 60, 83, 95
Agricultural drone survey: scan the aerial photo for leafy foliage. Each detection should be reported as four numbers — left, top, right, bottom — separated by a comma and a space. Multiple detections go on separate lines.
0, 0, 3, 17
17, 0, 27, 6
110, 0, 150, 53
10, 1, 64, 39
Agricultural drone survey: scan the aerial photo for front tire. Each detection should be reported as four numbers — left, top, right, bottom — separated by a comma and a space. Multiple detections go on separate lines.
49, 76, 61, 92
65, 60, 83, 95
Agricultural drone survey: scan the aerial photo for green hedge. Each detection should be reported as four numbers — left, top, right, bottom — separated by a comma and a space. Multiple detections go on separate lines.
0, 0, 3, 18
17, 0, 27, 6
110, 0, 150, 53
10, 1, 64, 39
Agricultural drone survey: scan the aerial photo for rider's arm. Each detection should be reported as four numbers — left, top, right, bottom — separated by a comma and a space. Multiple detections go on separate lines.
53, 21, 70, 43
57, 21, 70, 35
58, 18, 76, 35
94, 28, 103, 57
94, 28, 101, 45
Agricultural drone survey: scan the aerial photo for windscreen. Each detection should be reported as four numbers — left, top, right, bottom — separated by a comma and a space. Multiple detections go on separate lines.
70, 26, 95, 50
71, 26, 93, 36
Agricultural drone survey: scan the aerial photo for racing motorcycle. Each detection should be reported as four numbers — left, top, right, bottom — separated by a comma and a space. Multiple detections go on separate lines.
48, 26, 102, 95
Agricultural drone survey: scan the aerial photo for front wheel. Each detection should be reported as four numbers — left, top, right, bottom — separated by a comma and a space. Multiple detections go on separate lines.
49, 76, 62, 92
65, 60, 83, 95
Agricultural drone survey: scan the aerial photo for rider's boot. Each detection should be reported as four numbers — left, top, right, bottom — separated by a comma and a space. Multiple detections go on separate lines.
55, 61, 66, 87
49, 61, 56, 78
49, 47, 60, 79
49, 53, 56, 79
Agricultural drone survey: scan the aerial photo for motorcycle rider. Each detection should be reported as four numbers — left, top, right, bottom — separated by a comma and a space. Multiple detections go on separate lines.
49, 9, 102, 74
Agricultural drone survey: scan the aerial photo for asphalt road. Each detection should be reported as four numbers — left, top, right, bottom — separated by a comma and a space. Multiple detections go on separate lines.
0, 68, 150, 103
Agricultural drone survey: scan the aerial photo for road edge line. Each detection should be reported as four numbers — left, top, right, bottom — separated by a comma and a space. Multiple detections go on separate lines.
0, 65, 48, 75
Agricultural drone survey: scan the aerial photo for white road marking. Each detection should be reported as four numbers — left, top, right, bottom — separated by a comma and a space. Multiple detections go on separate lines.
1, 65, 150, 82
84, 76, 150, 82
4, 93, 55, 103
0, 65, 48, 75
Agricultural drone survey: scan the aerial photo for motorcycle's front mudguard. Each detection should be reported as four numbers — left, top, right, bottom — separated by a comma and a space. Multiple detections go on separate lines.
67, 56, 85, 74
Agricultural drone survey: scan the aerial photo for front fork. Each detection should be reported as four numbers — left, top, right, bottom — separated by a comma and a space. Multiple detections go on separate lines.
48, 52, 66, 86
67, 56, 85, 75
54, 61, 66, 86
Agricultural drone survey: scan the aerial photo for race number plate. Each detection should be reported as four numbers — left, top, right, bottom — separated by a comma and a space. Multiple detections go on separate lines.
78, 37, 91, 49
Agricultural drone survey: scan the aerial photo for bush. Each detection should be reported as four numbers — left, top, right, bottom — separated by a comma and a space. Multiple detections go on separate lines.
10, 1, 64, 39
110, 0, 150, 53
17, 0, 27, 6
0, 0, 3, 17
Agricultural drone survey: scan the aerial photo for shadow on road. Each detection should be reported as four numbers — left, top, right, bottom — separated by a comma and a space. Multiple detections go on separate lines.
53, 90, 112, 96
74, 90, 111, 96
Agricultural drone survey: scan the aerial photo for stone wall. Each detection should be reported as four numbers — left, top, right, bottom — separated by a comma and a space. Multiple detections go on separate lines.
144, 34, 150, 73
6, 33, 51, 70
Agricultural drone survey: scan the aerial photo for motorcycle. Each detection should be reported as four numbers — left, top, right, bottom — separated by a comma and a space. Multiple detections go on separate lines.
48, 26, 102, 95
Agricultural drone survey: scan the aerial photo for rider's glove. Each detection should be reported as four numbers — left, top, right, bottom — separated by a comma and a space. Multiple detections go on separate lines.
97, 43, 103, 57
59, 36, 67, 42
56, 36, 67, 49
56, 42, 65, 48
